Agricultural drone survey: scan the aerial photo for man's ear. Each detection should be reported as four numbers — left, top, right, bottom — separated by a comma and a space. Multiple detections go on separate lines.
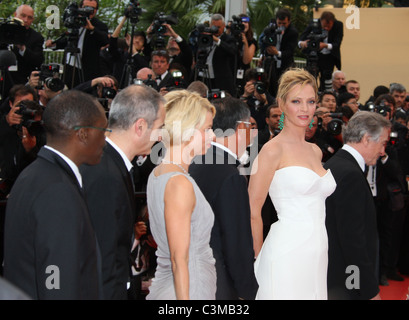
134, 118, 146, 136
76, 127, 88, 145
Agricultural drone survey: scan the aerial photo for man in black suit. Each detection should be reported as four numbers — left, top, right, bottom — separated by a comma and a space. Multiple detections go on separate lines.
46, 0, 109, 88
260, 8, 298, 96
324, 111, 391, 300
203, 13, 238, 96
150, 50, 175, 93
6, 5, 44, 88
189, 97, 258, 300
3, 90, 108, 299
299, 11, 344, 92
80, 84, 165, 300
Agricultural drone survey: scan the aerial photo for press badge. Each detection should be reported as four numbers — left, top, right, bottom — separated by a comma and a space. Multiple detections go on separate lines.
237, 69, 244, 79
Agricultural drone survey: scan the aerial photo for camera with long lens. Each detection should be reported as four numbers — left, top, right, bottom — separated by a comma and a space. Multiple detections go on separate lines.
0, 18, 27, 45
124, 0, 143, 24
98, 87, 117, 111
63, 2, 94, 30
134, 74, 158, 91
36, 64, 65, 92
150, 12, 178, 49
375, 101, 391, 117
15, 100, 43, 136
254, 68, 266, 94
326, 113, 343, 135
261, 21, 284, 50
226, 15, 245, 40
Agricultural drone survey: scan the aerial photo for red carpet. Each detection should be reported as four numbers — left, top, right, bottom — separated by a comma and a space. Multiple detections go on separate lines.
379, 274, 409, 300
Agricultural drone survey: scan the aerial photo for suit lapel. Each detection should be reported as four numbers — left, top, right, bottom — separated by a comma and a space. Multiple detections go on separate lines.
104, 143, 137, 217
38, 147, 83, 194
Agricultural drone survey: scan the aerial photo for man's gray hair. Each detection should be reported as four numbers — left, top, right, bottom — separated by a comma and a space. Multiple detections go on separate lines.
332, 70, 345, 80
390, 83, 406, 94
108, 84, 165, 130
211, 13, 224, 22
342, 111, 391, 144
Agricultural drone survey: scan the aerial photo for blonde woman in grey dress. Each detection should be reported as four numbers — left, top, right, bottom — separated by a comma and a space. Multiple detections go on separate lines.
146, 90, 216, 300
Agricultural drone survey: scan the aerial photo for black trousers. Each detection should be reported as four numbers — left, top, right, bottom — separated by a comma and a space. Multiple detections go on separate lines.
317, 53, 337, 92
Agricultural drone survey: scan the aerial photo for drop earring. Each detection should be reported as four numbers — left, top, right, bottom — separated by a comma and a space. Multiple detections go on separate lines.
278, 112, 284, 130
308, 118, 314, 129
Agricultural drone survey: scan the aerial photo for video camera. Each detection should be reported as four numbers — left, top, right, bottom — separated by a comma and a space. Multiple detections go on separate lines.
0, 18, 27, 45
306, 19, 328, 54
196, 23, 218, 50
36, 64, 65, 92
226, 15, 245, 40
262, 21, 284, 49
124, 0, 143, 25
150, 12, 178, 49
15, 100, 43, 136
63, 2, 94, 30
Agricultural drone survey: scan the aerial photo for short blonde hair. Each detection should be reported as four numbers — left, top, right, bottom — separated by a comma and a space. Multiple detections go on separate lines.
276, 68, 318, 104
162, 90, 216, 147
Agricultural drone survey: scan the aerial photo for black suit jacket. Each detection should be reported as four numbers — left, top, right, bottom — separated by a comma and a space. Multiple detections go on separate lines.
277, 24, 298, 73
212, 33, 238, 96
80, 141, 137, 300
324, 148, 379, 300
55, 17, 109, 81
300, 19, 344, 69
157, 71, 175, 90
4, 147, 101, 299
9, 28, 44, 85
189, 145, 258, 300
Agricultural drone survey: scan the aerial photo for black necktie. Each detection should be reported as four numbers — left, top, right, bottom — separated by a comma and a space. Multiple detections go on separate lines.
364, 165, 369, 177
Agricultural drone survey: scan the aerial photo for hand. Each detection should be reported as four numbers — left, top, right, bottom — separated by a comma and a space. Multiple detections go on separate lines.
6, 103, 23, 126
299, 40, 309, 49
16, 44, 26, 52
28, 71, 40, 89
134, 221, 147, 240
319, 42, 328, 50
266, 46, 278, 56
45, 39, 54, 48
85, 19, 95, 31
159, 87, 169, 96
21, 126, 36, 152
254, 91, 267, 105
91, 77, 115, 88
243, 81, 255, 97
163, 23, 178, 38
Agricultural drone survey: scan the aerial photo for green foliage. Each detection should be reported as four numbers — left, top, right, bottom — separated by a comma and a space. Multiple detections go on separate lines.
0, 0, 393, 50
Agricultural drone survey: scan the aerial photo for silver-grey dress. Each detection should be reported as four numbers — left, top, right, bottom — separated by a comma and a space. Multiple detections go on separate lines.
146, 171, 216, 300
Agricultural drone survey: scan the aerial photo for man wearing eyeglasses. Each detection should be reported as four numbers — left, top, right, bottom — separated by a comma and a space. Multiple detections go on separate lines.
45, 0, 109, 88
80, 84, 166, 300
4, 90, 107, 299
189, 97, 258, 300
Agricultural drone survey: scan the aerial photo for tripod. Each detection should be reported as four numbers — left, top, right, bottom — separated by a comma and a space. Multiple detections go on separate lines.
194, 48, 212, 90
120, 19, 138, 89
263, 54, 278, 96
62, 30, 85, 89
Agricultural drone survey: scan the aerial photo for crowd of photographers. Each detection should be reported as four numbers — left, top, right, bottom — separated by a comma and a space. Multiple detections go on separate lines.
1, 1, 409, 288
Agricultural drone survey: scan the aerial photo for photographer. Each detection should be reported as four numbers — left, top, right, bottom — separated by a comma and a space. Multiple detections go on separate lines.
45, 0, 109, 88
0, 85, 45, 196
7, 5, 44, 86
28, 65, 65, 107
109, 16, 151, 88
165, 24, 193, 83
314, 106, 343, 163
227, 14, 257, 96
299, 11, 343, 92
259, 9, 298, 96
194, 14, 237, 96
240, 68, 275, 130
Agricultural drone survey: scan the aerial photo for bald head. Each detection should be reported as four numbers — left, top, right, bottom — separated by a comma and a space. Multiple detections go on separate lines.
15, 5, 34, 29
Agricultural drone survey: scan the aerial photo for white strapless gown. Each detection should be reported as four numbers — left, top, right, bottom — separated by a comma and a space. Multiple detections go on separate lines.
254, 166, 336, 300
